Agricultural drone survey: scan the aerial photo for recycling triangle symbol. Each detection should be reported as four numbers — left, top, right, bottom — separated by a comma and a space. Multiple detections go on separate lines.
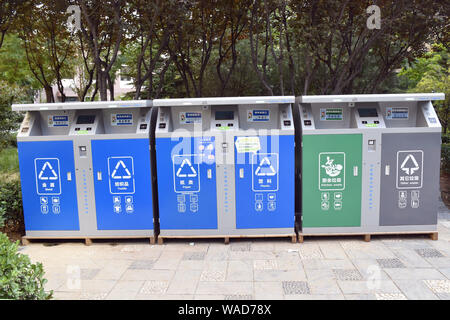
38, 162, 58, 180
255, 157, 276, 176
111, 160, 132, 179
400, 154, 420, 175
176, 158, 197, 177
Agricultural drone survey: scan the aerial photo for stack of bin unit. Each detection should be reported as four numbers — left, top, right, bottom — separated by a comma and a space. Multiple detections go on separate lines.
13, 101, 156, 241
297, 93, 444, 236
154, 97, 296, 239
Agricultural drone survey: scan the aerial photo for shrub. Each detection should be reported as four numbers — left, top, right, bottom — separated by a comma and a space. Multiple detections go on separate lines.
0, 176, 23, 231
0, 232, 52, 300
441, 143, 450, 173
442, 134, 450, 144
0, 147, 20, 174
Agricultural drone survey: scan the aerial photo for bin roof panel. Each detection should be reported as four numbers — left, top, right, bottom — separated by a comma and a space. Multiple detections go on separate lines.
300, 93, 445, 103
153, 96, 295, 107
12, 100, 152, 112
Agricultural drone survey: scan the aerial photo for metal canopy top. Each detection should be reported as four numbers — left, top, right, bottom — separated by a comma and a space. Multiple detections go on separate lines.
11, 100, 152, 112
300, 93, 445, 103
153, 96, 295, 107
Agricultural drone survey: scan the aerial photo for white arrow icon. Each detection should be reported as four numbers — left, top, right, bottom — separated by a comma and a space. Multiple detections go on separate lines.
38, 162, 58, 180
400, 154, 419, 175
176, 158, 197, 177
111, 160, 132, 179
255, 157, 276, 176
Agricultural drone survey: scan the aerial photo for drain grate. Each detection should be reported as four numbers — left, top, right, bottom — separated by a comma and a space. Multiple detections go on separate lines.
129, 260, 155, 270
282, 281, 311, 295
333, 269, 363, 281
415, 248, 444, 258
376, 258, 406, 268
182, 252, 206, 260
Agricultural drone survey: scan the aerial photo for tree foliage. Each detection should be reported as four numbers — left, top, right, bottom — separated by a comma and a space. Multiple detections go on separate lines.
398, 44, 449, 131
0, 81, 28, 152
0, 0, 448, 102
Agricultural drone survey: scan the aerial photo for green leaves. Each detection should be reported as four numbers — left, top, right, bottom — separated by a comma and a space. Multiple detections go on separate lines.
0, 232, 53, 300
442, 144, 450, 174
398, 43, 449, 131
0, 176, 23, 232
0, 80, 27, 154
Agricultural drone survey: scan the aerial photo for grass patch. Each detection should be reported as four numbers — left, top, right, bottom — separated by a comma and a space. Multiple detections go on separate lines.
0, 147, 19, 174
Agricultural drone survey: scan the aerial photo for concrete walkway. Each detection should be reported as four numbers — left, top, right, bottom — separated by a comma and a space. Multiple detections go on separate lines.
20, 204, 450, 300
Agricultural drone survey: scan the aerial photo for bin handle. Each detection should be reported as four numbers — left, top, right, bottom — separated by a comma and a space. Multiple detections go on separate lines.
67, 172, 72, 181
353, 166, 358, 176
239, 168, 244, 178
385, 165, 390, 176
97, 171, 102, 181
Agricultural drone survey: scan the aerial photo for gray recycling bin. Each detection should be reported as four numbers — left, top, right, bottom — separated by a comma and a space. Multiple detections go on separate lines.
297, 93, 444, 235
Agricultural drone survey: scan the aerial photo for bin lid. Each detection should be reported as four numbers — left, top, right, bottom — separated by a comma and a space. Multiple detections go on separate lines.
153, 96, 295, 107
300, 93, 445, 104
12, 100, 152, 112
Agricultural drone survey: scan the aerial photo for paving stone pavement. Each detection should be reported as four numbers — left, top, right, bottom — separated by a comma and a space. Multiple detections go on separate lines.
20, 203, 450, 300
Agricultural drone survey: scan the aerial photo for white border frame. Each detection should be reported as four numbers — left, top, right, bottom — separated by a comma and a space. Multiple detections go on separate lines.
318, 152, 346, 191
108, 156, 136, 195
172, 154, 201, 193
396, 150, 423, 190
35, 158, 62, 196
252, 152, 279, 192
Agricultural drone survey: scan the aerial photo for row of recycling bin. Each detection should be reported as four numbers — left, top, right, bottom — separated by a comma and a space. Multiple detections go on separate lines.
12, 93, 444, 239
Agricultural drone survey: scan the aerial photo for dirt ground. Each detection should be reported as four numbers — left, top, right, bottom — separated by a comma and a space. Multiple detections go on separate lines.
1, 221, 24, 242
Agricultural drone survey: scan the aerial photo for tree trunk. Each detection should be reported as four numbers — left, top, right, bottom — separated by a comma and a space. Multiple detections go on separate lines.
98, 71, 108, 101
44, 85, 54, 103
108, 73, 114, 101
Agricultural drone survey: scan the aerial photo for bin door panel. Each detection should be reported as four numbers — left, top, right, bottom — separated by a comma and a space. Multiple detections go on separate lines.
91, 139, 154, 230
379, 132, 440, 226
156, 136, 218, 230
234, 135, 295, 229
302, 134, 362, 228
18, 141, 79, 231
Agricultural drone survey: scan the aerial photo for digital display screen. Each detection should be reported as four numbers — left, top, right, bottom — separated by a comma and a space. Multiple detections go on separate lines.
358, 108, 378, 118
215, 111, 234, 120
76, 115, 96, 124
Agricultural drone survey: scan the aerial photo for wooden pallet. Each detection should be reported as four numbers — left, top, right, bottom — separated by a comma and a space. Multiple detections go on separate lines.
157, 234, 297, 245
21, 235, 156, 246
297, 231, 438, 243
